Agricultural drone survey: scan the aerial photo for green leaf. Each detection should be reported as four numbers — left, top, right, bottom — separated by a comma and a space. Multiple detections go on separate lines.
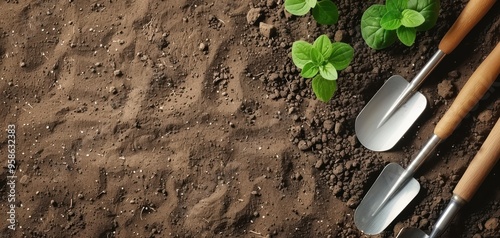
312, 75, 337, 102
328, 42, 354, 70
401, 9, 425, 27
311, 0, 339, 25
380, 10, 402, 30
386, 0, 408, 12
313, 34, 333, 59
361, 5, 397, 50
285, 0, 311, 16
301, 62, 319, 78
407, 0, 440, 31
310, 47, 325, 65
319, 63, 338, 80
305, 0, 317, 8
292, 41, 313, 69
397, 26, 417, 46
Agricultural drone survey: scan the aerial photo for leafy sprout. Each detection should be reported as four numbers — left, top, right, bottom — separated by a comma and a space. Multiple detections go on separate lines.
285, 0, 339, 25
292, 35, 354, 102
361, 0, 440, 49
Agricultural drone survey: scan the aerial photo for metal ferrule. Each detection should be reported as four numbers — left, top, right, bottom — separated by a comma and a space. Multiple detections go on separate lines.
429, 195, 467, 238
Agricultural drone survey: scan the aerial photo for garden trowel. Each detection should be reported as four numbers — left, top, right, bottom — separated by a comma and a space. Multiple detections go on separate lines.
355, 0, 496, 151
396, 116, 500, 238
354, 42, 500, 235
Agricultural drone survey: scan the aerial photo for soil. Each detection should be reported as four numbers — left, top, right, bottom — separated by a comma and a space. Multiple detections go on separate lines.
0, 0, 499, 238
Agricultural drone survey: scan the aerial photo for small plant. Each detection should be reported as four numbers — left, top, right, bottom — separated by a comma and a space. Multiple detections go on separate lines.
285, 0, 339, 25
361, 0, 440, 49
292, 34, 354, 102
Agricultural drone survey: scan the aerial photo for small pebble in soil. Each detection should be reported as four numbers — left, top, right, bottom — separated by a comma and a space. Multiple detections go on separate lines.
251, 190, 260, 196
109, 86, 118, 94
346, 196, 359, 208
246, 8, 262, 25
297, 140, 310, 151
347, 135, 357, 146
315, 159, 324, 169
268, 73, 279, 82
114, 70, 123, 77
199, 42, 208, 51
259, 22, 276, 38
484, 217, 499, 231
19, 175, 29, 184
323, 120, 334, 131
333, 164, 344, 175
437, 79, 454, 99
334, 122, 342, 134
334, 30, 344, 42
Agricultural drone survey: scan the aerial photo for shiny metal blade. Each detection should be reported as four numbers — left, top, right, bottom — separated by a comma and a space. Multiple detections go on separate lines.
354, 163, 421, 235
356, 75, 427, 151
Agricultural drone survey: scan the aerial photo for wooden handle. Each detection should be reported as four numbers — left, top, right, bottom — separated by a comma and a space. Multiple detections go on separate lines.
438, 0, 496, 54
434, 43, 500, 139
453, 117, 500, 202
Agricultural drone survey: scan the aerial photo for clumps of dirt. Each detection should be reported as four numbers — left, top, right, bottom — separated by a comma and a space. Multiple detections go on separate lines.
437, 79, 455, 99
246, 7, 263, 25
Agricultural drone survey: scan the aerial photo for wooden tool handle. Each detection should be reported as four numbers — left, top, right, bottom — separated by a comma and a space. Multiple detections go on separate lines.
434, 43, 500, 139
453, 118, 500, 202
438, 0, 496, 54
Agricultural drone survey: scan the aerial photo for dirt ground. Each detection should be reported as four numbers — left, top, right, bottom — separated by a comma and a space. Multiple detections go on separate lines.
0, 0, 499, 237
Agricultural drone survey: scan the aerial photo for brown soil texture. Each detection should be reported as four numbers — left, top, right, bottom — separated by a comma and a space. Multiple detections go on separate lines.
0, 0, 499, 238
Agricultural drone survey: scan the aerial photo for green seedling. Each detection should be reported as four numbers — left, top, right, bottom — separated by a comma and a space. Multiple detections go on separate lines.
361, 0, 440, 49
292, 34, 354, 102
285, 0, 339, 25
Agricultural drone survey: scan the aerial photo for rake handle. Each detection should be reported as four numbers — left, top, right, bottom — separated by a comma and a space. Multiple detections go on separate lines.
434, 42, 500, 139
438, 0, 496, 54
453, 118, 500, 202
